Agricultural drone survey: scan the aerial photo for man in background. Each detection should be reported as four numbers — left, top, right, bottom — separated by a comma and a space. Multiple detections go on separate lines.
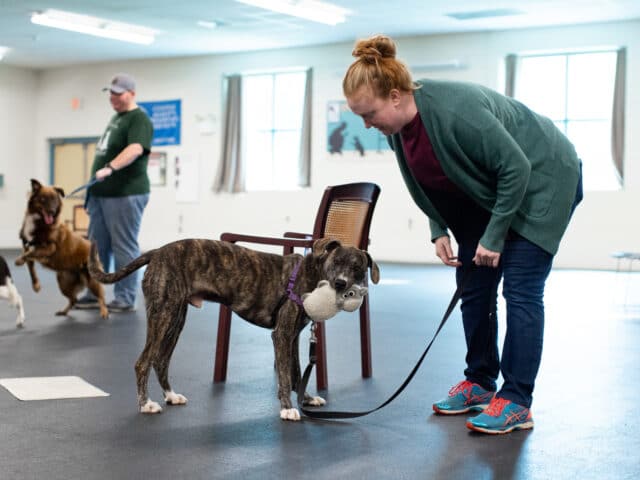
76, 73, 153, 312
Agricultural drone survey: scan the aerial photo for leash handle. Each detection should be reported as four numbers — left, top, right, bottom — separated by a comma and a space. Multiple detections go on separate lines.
297, 264, 475, 419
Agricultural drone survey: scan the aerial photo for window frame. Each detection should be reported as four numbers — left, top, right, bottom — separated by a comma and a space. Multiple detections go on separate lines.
513, 48, 620, 191
241, 68, 308, 192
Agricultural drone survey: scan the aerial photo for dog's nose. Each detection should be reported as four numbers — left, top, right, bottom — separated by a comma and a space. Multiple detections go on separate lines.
334, 279, 347, 291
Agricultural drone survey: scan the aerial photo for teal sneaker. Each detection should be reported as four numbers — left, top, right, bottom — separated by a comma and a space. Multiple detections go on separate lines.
466, 397, 534, 434
432, 380, 495, 415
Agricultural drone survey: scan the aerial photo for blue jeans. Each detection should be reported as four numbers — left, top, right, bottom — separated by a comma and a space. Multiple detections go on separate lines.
453, 163, 582, 408
456, 236, 553, 408
86, 194, 149, 306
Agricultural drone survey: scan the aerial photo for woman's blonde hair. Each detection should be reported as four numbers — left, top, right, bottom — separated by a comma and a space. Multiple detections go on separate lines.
343, 34, 416, 98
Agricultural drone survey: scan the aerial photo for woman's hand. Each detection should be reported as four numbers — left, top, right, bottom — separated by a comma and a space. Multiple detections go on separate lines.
434, 236, 461, 267
473, 244, 501, 268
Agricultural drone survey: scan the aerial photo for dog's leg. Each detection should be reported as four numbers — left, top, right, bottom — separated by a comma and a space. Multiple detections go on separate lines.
136, 298, 188, 414
55, 271, 79, 316
293, 331, 326, 408
272, 305, 305, 421
7, 280, 25, 328
135, 339, 161, 413
87, 276, 109, 319
25, 260, 41, 292
14, 246, 34, 267
16, 244, 56, 267
155, 301, 189, 407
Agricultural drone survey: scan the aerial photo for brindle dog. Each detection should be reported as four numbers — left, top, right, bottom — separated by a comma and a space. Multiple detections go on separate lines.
16, 179, 108, 319
88, 237, 380, 420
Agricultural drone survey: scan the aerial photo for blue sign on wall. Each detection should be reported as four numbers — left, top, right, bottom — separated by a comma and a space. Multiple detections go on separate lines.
139, 99, 181, 146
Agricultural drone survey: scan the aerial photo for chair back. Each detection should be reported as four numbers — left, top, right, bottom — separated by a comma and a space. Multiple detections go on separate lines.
312, 182, 380, 250
72, 205, 90, 236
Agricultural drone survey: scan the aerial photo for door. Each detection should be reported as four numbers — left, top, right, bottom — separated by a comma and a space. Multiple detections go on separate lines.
50, 137, 98, 228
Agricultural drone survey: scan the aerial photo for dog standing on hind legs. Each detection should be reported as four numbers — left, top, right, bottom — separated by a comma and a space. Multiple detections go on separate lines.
88, 237, 380, 420
15, 179, 108, 319
0, 255, 25, 328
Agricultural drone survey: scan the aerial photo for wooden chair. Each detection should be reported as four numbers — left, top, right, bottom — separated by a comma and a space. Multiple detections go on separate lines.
214, 182, 381, 390
72, 205, 90, 237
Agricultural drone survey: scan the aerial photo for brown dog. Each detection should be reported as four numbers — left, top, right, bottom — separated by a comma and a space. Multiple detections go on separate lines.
88, 237, 379, 420
16, 179, 108, 319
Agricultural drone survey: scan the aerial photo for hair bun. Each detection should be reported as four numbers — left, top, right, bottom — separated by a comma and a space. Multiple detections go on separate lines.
352, 35, 396, 64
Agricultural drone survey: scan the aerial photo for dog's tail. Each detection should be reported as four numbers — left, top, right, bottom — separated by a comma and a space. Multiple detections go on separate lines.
88, 242, 154, 284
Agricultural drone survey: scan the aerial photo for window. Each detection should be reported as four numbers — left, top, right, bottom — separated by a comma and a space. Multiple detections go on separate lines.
242, 70, 308, 191
514, 50, 619, 191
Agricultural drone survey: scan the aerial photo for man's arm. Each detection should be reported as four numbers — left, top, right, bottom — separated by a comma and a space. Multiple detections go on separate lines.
95, 143, 143, 180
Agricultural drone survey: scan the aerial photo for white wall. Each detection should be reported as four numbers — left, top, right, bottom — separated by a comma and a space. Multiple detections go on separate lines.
1, 19, 638, 270
0, 65, 38, 245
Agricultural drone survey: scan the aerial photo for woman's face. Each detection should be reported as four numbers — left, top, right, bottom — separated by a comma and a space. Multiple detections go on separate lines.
347, 86, 405, 136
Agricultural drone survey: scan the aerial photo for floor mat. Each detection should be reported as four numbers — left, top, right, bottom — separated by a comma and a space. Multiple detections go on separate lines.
0, 376, 110, 401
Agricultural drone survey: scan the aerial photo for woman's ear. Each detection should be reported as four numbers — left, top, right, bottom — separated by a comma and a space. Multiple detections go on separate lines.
389, 88, 401, 107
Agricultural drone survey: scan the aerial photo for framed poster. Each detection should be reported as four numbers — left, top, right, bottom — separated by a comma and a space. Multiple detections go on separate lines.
327, 100, 390, 156
148, 151, 167, 186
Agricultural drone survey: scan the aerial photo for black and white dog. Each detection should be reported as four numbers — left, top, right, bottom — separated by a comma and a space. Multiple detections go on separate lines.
1, 255, 25, 327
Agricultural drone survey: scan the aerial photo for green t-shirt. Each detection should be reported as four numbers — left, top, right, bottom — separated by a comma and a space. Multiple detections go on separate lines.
89, 107, 153, 197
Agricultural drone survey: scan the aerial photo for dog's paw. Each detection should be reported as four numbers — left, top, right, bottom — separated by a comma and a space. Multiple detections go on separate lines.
16, 319, 25, 328
14, 257, 25, 266
32, 282, 41, 293
140, 399, 163, 414
164, 391, 188, 406
304, 395, 326, 407
280, 408, 301, 421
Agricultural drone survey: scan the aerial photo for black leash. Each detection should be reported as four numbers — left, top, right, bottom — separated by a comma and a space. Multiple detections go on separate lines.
296, 265, 475, 419
66, 177, 99, 197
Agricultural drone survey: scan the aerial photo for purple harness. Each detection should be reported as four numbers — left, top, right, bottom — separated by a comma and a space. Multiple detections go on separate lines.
286, 259, 304, 307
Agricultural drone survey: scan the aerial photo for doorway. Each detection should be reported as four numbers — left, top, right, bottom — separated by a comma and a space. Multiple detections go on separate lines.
49, 137, 98, 227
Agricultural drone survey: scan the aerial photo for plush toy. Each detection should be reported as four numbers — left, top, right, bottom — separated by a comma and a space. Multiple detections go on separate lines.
302, 280, 367, 322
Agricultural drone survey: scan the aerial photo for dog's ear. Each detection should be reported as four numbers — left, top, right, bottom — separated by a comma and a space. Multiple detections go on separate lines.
54, 187, 65, 198
30, 179, 42, 193
366, 252, 380, 284
312, 238, 341, 257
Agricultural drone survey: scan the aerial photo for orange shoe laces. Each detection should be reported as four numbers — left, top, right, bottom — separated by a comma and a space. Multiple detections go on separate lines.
485, 397, 510, 416
449, 380, 474, 396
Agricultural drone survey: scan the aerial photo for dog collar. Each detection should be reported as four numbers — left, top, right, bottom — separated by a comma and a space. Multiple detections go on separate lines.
286, 259, 304, 307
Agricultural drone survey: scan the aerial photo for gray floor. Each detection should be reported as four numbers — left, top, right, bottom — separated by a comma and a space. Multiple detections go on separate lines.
1, 248, 638, 480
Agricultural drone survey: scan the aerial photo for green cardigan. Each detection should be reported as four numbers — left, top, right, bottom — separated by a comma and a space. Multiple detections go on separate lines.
390, 79, 581, 255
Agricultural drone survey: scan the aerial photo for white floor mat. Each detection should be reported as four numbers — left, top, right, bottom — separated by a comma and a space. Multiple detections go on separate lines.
0, 376, 110, 401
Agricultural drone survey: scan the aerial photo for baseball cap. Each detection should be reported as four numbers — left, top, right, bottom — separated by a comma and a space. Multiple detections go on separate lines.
103, 73, 136, 94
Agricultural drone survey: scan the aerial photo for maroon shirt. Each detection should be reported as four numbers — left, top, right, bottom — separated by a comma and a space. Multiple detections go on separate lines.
400, 112, 458, 193
400, 112, 490, 243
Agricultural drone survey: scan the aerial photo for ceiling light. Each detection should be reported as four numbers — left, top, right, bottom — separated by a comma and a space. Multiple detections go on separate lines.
197, 20, 218, 29
31, 9, 157, 45
446, 8, 524, 20
236, 0, 349, 26
0, 46, 10, 61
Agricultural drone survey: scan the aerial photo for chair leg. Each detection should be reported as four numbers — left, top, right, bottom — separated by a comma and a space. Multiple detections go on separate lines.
214, 305, 232, 382
359, 296, 372, 378
314, 321, 328, 391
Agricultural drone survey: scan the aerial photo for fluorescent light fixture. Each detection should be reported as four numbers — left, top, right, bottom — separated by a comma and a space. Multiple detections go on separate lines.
236, 0, 349, 26
0, 46, 10, 61
197, 20, 219, 29
446, 8, 524, 20
31, 9, 157, 45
